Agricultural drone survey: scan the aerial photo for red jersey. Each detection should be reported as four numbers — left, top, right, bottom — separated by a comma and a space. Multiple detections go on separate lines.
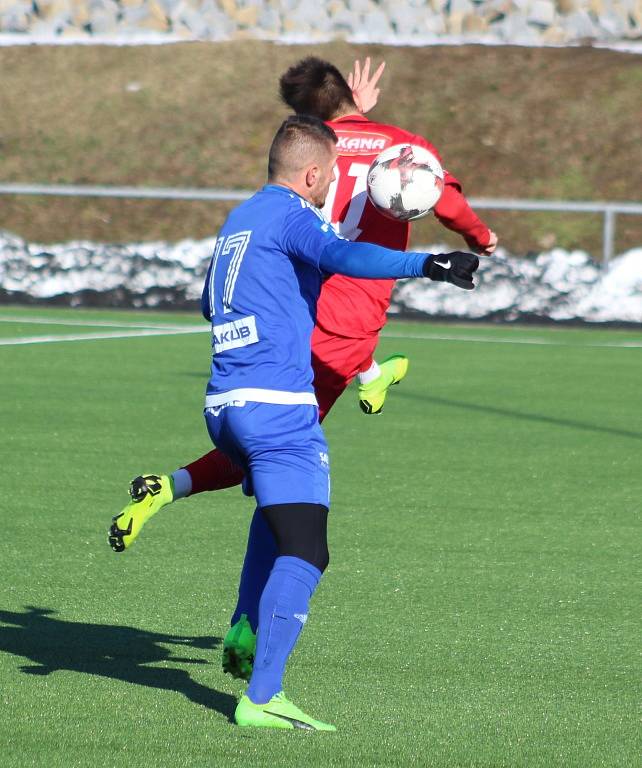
318, 114, 491, 339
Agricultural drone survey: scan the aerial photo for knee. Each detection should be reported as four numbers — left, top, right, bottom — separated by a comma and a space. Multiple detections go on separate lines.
290, 544, 328, 574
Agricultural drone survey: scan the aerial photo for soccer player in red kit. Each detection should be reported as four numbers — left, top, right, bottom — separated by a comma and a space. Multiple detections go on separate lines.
311, 59, 496, 418
109, 57, 497, 679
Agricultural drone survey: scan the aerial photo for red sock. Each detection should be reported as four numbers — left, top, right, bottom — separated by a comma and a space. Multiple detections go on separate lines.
183, 449, 244, 495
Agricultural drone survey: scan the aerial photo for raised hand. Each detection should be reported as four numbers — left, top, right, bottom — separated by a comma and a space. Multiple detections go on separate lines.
347, 57, 386, 115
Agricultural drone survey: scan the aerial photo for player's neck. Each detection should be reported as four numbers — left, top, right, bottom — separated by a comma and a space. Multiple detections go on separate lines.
268, 178, 314, 205
330, 108, 365, 121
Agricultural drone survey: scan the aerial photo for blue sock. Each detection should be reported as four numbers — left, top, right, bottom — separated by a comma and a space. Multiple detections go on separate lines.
231, 508, 278, 632
246, 556, 321, 705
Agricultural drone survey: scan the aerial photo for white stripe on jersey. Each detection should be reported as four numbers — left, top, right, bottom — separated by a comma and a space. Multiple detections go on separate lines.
209, 235, 224, 317
299, 197, 331, 223
205, 389, 318, 408
222, 231, 251, 313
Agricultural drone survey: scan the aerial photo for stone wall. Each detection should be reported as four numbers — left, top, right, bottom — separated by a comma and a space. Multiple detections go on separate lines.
1, 0, 641, 46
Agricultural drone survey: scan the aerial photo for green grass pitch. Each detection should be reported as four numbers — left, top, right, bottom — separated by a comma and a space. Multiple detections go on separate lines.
1, 306, 640, 767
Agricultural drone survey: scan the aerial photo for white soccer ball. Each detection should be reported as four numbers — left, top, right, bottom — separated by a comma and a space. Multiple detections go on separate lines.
366, 143, 444, 222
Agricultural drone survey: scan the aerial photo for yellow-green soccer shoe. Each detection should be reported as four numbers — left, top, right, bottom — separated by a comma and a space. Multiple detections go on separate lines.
222, 614, 256, 681
235, 691, 336, 731
108, 474, 173, 552
358, 354, 409, 415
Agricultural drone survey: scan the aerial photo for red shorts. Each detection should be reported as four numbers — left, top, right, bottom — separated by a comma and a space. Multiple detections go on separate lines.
311, 325, 378, 422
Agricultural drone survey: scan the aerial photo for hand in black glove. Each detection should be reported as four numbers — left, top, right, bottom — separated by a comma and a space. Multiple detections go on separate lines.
422, 251, 480, 290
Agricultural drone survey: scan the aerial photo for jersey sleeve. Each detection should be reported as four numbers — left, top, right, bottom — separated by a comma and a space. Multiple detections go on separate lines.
281, 200, 341, 268
410, 132, 492, 250
433, 180, 492, 250
282, 193, 427, 279
319, 239, 427, 279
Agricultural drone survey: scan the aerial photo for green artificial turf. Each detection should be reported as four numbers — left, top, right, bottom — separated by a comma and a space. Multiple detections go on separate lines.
1, 308, 640, 767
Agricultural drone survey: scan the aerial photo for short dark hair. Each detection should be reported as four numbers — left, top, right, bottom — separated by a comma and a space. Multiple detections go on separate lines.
279, 57, 357, 121
268, 115, 337, 181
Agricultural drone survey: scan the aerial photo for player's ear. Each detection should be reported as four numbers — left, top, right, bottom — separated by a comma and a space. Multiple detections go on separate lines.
305, 165, 319, 189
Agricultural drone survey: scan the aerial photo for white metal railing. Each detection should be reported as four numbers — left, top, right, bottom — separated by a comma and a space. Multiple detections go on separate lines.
2, 182, 641, 268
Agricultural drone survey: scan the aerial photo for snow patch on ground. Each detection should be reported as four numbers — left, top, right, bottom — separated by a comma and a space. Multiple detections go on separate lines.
1, 231, 640, 322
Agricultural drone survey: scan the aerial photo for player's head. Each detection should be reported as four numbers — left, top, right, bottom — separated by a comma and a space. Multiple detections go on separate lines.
279, 57, 358, 121
268, 115, 338, 208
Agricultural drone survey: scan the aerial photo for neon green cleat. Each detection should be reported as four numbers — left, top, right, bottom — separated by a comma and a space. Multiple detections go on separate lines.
235, 691, 336, 731
222, 614, 256, 681
358, 354, 409, 415
108, 474, 173, 552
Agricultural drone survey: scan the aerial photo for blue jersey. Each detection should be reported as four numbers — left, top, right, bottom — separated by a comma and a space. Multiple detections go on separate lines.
202, 184, 337, 406
202, 184, 428, 407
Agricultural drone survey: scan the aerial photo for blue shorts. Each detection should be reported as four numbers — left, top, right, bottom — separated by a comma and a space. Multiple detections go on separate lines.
204, 402, 330, 509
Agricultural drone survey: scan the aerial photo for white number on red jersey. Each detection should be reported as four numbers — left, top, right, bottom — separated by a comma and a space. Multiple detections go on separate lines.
322, 162, 370, 241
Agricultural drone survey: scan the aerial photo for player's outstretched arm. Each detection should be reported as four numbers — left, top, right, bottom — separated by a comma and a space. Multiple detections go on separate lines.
318, 239, 480, 290
283, 198, 478, 289
433, 178, 499, 256
347, 57, 385, 114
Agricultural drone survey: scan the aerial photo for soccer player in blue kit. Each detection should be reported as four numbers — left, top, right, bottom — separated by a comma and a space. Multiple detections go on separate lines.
202, 113, 479, 730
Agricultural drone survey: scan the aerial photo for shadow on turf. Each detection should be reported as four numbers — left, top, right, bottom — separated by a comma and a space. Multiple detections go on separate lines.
0, 606, 237, 721
395, 392, 642, 441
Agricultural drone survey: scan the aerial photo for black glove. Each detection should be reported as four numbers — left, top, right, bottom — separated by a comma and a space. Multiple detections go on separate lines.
422, 252, 480, 290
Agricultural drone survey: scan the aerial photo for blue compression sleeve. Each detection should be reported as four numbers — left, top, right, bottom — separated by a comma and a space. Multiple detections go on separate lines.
319, 239, 430, 280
